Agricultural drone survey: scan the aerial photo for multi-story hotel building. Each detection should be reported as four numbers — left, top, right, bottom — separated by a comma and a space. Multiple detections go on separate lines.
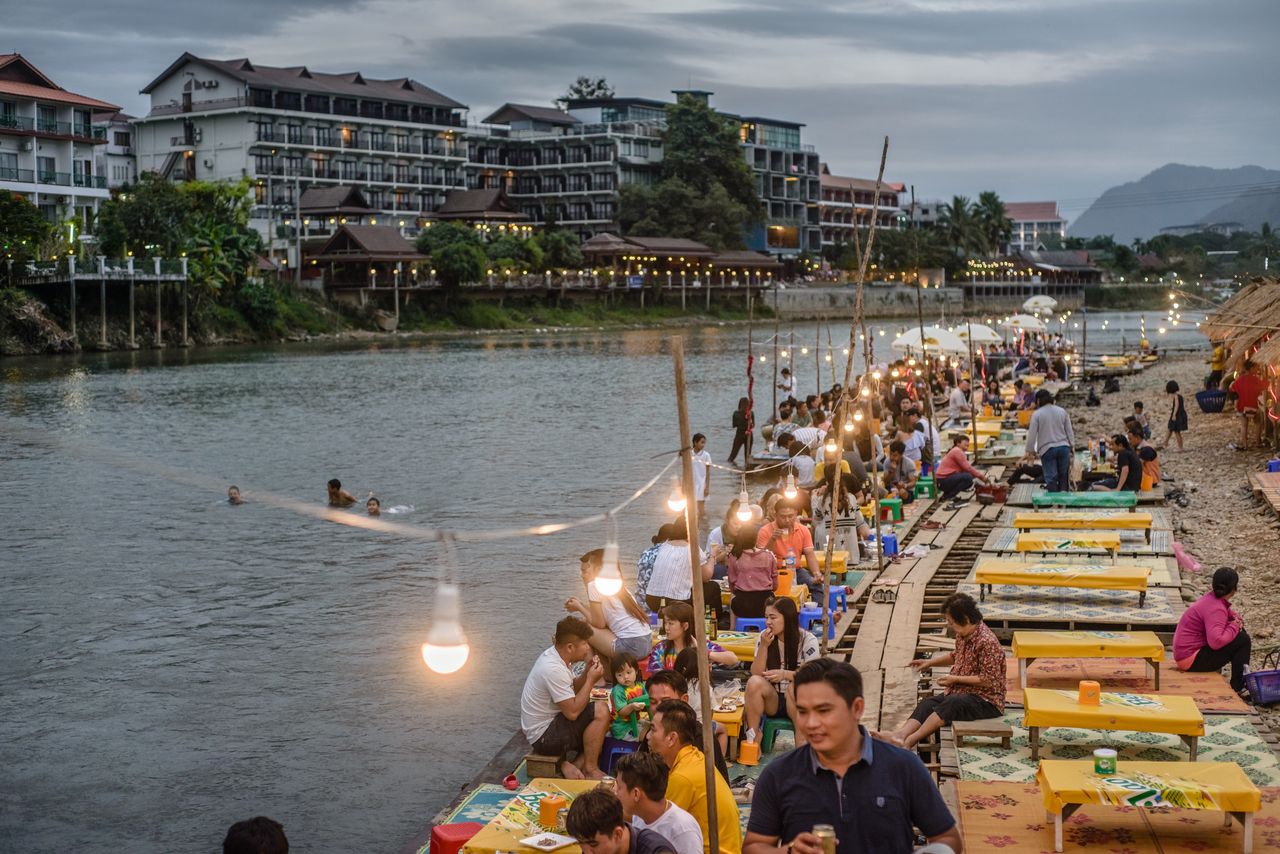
0, 54, 117, 232
93, 111, 137, 189
471, 91, 821, 256
132, 53, 470, 247
1004, 201, 1067, 253
818, 165, 908, 250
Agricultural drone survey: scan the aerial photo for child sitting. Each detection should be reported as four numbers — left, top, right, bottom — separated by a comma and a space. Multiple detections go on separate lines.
608, 653, 649, 740
1132, 401, 1151, 439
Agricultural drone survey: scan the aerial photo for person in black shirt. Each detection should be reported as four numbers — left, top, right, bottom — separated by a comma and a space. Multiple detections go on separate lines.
1091, 434, 1143, 491
729, 397, 754, 465
566, 787, 678, 854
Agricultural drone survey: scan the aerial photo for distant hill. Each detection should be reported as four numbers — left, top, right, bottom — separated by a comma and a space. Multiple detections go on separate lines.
1068, 164, 1280, 242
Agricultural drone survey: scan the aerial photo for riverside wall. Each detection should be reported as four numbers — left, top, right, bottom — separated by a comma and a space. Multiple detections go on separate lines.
768, 284, 965, 319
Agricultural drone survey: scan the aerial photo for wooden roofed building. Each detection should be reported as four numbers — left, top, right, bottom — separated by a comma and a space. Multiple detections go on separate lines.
307, 223, 426, 297
581, 233, 780, 290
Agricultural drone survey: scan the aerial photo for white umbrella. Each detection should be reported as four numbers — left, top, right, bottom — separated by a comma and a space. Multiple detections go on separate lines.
957, 323, 1002, 344
1000, 313, 1047, 333
1023, 295, 1058, 313
891, 325, 968, 355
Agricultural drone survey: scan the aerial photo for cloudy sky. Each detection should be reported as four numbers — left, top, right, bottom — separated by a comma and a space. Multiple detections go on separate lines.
12, 0, 1278, 215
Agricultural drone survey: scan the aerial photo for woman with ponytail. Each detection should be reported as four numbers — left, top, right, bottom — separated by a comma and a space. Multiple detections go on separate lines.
743, 596, 820, 745
1173, 567, 1252, 697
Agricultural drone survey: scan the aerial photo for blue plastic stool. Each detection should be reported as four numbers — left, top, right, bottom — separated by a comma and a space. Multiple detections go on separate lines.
798, 603, 834, 638
760, 716, 795, 753
599, 737, 639, 775
648, 611, 659, 626
734, 617, 767, 633
827, 587, 847, 613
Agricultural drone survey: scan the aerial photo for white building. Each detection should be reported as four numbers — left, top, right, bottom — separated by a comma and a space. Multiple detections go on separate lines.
1004, 201, 1067, 253
0, 54, 117, 234
93, 110, 136, 189
132, 52, 470, 257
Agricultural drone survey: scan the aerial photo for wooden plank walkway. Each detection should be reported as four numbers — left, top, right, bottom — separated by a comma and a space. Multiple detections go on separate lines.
1248, 470, 1280, 518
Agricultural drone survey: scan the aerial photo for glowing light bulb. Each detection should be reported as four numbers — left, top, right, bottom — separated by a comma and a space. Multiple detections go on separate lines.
878, 330, 885, 336
844, 417, 854, 432
914, 369, 922, 376
854, 410, 865, 421
891, 369, 900, 378
907, 358, 916, 367
801, 347, 809, 355
824, 436, 838, 454
843, 347, 850, 355
422, 583, 470, 674
735, 492, 753, 522
780, 350, 789, 358
872, 370, 882, 380
860, 387, 870, 398
593, 542, 623, 597
824, 353, 831, 362
667, 478, 687, 513
758, 355, 766, 363
783, 473, 798, 500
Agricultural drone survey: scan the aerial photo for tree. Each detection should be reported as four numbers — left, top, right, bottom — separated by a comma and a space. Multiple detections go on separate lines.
974, 191, 1012, 256
558, 76, 614, 107
938, 195, 984, 260
434, 242, 486, 289
97, 173, 190, 257
0, 193, 53, 281
536, 230, 583, 270
414, 221, 480, 256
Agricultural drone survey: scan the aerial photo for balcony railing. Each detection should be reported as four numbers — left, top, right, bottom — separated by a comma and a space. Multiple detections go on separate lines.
0, 166, 35, 183
38, 171, 71, 186
73, 124, 106, 140
147, 94, 466, 127
73, 174, 108, 189
0, 114, 33, 131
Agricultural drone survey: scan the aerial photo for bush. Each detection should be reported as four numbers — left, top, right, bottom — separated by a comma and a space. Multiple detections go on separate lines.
233, 279, 280, 329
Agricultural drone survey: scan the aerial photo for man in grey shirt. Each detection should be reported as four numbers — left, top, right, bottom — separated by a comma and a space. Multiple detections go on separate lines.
1023, 389, 1075, 492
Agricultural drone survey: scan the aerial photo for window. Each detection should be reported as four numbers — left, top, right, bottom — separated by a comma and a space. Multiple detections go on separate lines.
0, 151, 17, 180
632, 140, 649, 157
314, 127, 333, 147
37, 104, 57, 132
113, 131, 131, 147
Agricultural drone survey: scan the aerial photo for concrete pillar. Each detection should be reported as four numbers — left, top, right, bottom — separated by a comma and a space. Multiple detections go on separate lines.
154, 281, 164, 349
99, 278, 107, 349
68, 279, 77, 340
395, 262, 402, 325
181, 279, 189, 347
128, 276, 136, 349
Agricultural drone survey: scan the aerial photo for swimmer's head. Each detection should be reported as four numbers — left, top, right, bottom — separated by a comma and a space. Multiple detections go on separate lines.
327, 478, 342, 495
366, 496, 381, 516
228, 485, 242, 504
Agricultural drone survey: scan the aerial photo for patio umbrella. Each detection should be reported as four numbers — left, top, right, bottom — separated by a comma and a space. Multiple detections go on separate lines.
891, 325, 968, 355
1023, 295, 1058, 313
1000, 313, 1048, 333
957, 323, 1002, 344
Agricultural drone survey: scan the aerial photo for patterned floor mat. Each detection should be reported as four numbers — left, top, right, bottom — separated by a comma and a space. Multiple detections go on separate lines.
1004, 658, 1251, 713
957, 713, 1280, 788
982, 526, 1173, 555
957, 581, 1179, 624
997, 506, 1174, 528
417, 784, 517, 854
966, 559, 1177, 587
956, 781, 1280, 854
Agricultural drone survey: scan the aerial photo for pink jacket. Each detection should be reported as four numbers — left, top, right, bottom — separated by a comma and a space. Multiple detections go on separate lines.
1173, 591, 1241, 669
936, 445, 982, 479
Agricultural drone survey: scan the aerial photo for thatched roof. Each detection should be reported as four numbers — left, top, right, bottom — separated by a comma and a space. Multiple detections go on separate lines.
1202, 278, 1280, 373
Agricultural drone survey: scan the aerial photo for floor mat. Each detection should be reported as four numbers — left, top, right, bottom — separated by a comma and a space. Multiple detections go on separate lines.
957, 582, 1178, 624
957, 713, 1280, 788
417, 785, 516, 854
983, 527, 1173, 555
1004, 658, 1251, 713
956, 780, 1280, 853
997, 506, 1174, 529
967, 559, 1177, 587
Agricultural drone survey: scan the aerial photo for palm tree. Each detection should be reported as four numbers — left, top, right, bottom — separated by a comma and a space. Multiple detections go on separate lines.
938, 195, 983, 259
975, 191, 1012, 256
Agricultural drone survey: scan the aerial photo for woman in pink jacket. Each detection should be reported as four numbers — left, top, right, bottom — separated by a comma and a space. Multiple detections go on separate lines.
1173, 567, 1252, 696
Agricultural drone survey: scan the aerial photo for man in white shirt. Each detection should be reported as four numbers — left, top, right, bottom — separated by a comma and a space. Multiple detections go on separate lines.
947, 379, 972, 424
900, 407, 942, 470
690, 433, 712, 519
778, 368, 796, 403
520, 616, 611, 779
788, 409, 825, 452
614, 751, 704, 854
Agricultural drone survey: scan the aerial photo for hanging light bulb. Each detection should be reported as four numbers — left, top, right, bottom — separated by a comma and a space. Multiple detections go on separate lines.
824, 434, 839, 454
872, 370, 882, 380
907, 357, 916, 366
891, 369, 900, 378
824, 353, 831, 362
843, 347, 850, 355
735, 490, 753, 522
783, 472, 798, 500
860, 386, 870, 398
854, 410, 865, 421
422, 582, 470, 674
844, 415, 855, 432
667, 477, 686, 513
801, 347, 809, 355
914, 368, 922, 376
758, 354, 766, 363
593, 542, 624, 597
780, 349, 789, 358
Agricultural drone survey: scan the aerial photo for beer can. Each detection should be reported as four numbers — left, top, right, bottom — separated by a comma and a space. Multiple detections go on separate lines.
812, 824, 836, 854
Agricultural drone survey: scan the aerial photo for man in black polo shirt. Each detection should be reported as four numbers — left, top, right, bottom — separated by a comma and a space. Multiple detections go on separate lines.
743, 659, 962, 854
567, 787, 678, 854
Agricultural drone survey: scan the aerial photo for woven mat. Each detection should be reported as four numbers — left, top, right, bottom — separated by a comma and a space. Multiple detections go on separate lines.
1005, 658, 1251, 713
956, 781, 1280, 853
983, 527, 1174, 556
957, 713, 1280, 788
957, 582, 1178, 624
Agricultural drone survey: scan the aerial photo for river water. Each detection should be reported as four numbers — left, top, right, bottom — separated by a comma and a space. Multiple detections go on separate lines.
0, 311, 1205, 852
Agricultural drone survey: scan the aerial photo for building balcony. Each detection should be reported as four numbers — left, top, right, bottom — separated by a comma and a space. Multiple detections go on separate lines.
38, 170, 71, 186
73, 174, 108, 188
0, 166, 34, 183
0, 114, 107, 143
251, 126, 466, 159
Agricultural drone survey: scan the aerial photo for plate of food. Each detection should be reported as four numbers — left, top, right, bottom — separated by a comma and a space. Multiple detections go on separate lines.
520, 832, 576, 851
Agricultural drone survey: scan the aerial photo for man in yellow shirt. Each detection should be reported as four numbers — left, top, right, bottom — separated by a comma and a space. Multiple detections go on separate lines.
1208, 342, 1226, 388
646, 700, 742, 854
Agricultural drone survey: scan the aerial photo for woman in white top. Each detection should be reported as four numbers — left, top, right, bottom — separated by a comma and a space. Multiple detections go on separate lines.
743, 596, 821, 747
565, 548, 654, 662
642, 519, 713, 613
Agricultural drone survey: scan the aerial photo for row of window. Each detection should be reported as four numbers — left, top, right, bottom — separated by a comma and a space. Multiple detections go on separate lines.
253, 154, 461, 185
253, 122, 462, 155
245, 88, 461, 126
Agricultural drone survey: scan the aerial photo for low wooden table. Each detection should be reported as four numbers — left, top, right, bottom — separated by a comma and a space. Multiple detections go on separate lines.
975, 559, 1150, 607
1032, 491, 1138, 510
1013, 511, 1154, 543
1022, 687, 1204, 762
1037, 759, 1260, 852
1016, 530, 1122, 562
1012, 630, 1164, 689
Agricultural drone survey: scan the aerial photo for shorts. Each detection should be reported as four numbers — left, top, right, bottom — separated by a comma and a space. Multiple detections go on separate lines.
773, 691, 789, 719
613, 634, 652, 660
909, 692, 1001, 725
1240, 407, 1259, 417
529, 705, 596, 758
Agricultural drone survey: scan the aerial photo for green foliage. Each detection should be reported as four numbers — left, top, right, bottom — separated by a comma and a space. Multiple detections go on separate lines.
232, 278, 280, 329
975, 191, 1012, 255
0, 194, 53, 279
97, 173, 190, 257
414, 221, 480, 256
865, 227, 958, 274
435, 242, 487, 288
559, 76, 614, 105
617, 93, 762, 248
937, 195, 985, 259
536, 230, 583, 270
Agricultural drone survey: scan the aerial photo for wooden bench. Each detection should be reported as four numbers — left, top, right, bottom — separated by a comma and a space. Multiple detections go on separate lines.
1022, 687, 1204, 762
1032, 490, 1138, 510
1012, 629, 1164, 689
974, 559, 1151, 607
1013, 510, 1154, 543
952, 717, 1012, 749
1038, 759, 1260, 852
1016, 530, 1122, 562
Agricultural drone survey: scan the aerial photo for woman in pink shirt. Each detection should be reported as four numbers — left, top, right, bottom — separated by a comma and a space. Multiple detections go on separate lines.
727, 525, 778, 619
934, 434, 990, 499
1173, 567, 1252, 695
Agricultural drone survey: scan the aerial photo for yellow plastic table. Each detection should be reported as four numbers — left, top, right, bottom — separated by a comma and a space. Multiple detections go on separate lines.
1037, 760, 1260, 853
1013, 511, 1153, 543
813, 550, 850, 575
462, 778, 600, 854
975, 559, 1150, 607
1022, 687, 1204, 762
714, 630, 759, 663
1011, 630, 1164, 689
721, 585, 807, 608
1015, 530, 1122, 562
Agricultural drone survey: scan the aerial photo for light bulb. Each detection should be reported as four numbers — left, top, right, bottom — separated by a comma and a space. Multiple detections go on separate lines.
667, 478, 686, 513
593, 542, 623, 597
907, 358, 916, 366
780, 350, 789, 358
872, 370, 881, 380
824, 353, 831, 362
854, 410, 864, 421
891, 369, 900, 378
783, 473, 798, 500
844, 418, 854, 432
824, 437, 838, 454
735, 491, 753, 522
860, 387, 870, 398
801, 347, 809, 354
422, 583, 470, 674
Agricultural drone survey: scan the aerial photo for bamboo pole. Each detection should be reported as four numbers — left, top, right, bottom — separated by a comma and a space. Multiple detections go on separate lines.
910, 187, 938, 466
772, 314, 780, 421
815, 321, 821, 396
967, 319, 979, 454
671, 338, 719, 854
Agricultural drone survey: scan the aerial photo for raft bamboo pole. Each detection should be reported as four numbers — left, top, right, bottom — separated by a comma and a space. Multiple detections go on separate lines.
909, 186, 938, 466
671, 338, 719, 854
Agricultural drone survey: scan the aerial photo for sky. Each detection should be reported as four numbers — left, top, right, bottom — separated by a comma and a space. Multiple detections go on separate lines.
9, 0, 1279, 217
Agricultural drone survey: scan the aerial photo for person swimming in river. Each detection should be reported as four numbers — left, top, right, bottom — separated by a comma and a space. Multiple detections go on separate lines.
227, 485, 244, 505
327, 478, 358, 507
366, 496, 381, 516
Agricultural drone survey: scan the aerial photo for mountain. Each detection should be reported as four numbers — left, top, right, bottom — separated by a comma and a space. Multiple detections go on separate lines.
1068, 163, 1280, 242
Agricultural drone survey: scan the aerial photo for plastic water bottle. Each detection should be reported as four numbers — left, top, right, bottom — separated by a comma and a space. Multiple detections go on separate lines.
785, 548, 796, 571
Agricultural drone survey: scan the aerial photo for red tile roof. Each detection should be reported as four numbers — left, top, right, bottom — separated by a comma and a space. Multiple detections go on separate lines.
820, 173, 905, 194
1004, 201, 1063, 222
0, 54, 120, 111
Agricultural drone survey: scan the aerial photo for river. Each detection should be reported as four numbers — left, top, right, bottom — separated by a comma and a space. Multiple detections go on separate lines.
0, 311, 1206, 852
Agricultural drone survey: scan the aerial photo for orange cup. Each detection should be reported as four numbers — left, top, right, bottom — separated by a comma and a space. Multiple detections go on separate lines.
1078, 680, 1101, 705
539, 795, 567, 828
